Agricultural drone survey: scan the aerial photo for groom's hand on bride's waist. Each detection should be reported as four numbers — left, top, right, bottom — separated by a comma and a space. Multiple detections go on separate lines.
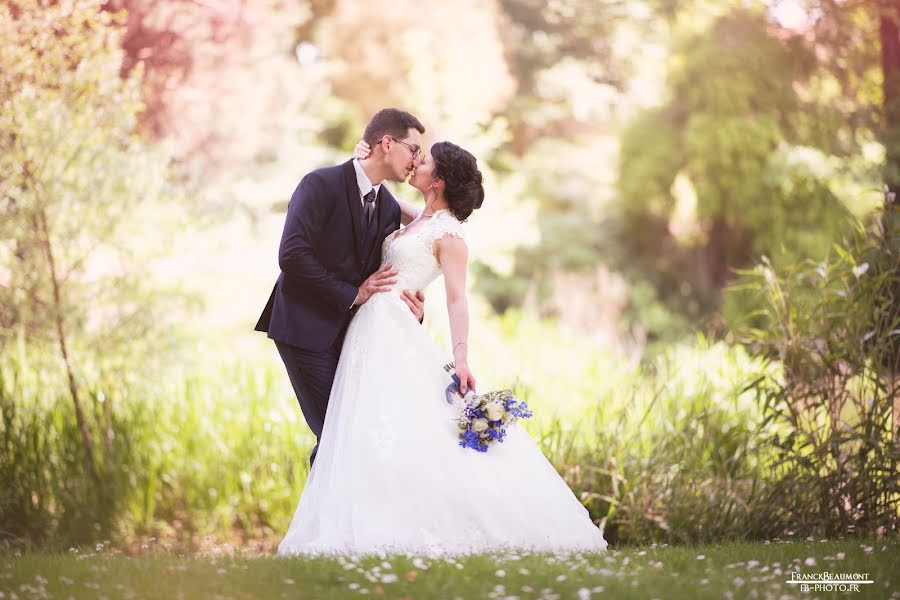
353, 263, 398, 307
401, 289, 425, 322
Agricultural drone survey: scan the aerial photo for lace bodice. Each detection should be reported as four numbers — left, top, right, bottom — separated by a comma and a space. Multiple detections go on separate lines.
380, 208, 465, 295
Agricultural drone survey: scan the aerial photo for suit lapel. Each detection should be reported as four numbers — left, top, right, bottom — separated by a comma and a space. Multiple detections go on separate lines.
341, 160, 366, 264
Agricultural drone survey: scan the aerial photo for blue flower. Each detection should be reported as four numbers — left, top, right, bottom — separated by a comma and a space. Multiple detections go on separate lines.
453, 383, 533, 452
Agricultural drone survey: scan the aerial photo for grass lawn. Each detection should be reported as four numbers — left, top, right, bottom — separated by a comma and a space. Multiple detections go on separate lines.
2, 538, 898, 599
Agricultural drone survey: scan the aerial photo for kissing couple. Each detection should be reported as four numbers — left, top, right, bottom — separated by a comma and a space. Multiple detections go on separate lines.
256, 108, 607, 556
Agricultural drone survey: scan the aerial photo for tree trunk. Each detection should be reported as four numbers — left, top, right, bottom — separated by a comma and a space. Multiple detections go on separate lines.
881, 8, 900, 190
880, 8, 900, 443
35, 207, 99, 484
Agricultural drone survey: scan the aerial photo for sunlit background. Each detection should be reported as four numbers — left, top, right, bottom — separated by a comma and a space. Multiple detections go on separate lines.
1, 0, 897, 552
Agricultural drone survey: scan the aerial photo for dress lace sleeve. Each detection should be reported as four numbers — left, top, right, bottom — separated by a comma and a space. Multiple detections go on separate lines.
424, 210, 465, 259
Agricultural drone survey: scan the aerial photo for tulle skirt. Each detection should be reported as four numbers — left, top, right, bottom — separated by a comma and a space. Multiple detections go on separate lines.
277, 292, 607, 557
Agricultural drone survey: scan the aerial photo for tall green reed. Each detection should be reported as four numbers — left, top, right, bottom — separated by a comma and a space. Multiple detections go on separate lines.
471, 311, 779, 544
0, 338, 313, 551
0, 337, 146, 548
7, 302, 886, 550
732, 192, 900, 538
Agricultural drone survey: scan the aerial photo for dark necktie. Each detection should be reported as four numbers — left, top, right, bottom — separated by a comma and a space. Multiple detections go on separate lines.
363, 189, 376, 227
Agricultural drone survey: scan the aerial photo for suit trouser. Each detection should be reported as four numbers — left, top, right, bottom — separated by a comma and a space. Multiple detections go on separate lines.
275, 333, 345, 468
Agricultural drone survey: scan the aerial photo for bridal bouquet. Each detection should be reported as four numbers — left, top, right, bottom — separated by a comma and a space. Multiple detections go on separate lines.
443, 363, 533, 453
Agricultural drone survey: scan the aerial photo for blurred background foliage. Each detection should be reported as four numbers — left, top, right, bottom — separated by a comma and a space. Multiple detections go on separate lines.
0, 0, 897, 550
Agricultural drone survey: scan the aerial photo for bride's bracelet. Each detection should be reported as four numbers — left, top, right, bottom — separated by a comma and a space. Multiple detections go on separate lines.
453, 342, 467, 353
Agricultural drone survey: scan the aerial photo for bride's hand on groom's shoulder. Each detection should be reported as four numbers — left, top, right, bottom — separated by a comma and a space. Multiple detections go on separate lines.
401, 289, 425, 321
354, 140, 371, 160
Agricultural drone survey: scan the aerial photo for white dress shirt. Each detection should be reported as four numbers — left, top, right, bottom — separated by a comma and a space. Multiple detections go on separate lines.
353, 158, 382, 208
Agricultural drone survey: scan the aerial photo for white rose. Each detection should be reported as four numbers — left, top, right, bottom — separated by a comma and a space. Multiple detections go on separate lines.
471, 419, 489, 432
485, 404, 504, 421
501, 412, 512, 423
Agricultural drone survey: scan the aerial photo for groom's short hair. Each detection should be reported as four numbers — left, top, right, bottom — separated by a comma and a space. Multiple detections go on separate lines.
363, 109, 425, 147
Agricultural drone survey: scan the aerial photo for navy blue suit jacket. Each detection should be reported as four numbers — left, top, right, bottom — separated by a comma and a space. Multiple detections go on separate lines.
255, 160, 402, 351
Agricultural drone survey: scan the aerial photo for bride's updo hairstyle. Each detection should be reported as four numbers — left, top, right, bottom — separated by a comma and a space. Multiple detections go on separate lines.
431, 141, 485, 222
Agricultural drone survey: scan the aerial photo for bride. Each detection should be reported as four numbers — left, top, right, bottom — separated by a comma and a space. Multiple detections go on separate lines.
277, 141, 607, 556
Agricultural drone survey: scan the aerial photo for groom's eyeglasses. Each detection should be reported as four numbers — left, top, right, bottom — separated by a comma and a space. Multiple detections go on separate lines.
389, 137, 422, 160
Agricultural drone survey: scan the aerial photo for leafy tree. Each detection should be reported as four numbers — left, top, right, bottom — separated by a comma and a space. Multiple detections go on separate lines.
617, 8, 855, 322
316, 0, 514, 150
473, 1, 636, 326
100, 0, 320, 186
497, 0, 626, 153
0, 0, 176, 479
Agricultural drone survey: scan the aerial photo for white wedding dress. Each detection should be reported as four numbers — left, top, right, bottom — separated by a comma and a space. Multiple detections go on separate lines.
277, 209, 607, 556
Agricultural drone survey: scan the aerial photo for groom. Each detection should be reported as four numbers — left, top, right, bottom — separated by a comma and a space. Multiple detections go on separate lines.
256, 108, 427, 467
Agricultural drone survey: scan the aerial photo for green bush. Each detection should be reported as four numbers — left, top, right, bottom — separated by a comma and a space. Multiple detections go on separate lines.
732, 192, 900, 537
